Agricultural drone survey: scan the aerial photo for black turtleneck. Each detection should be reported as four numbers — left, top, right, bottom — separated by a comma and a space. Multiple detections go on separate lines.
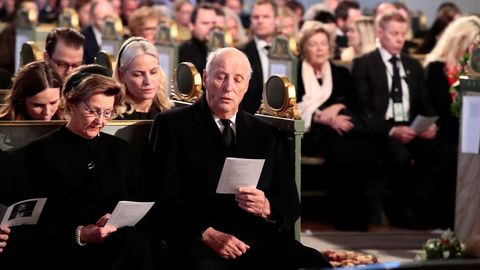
23, 126, 143, 250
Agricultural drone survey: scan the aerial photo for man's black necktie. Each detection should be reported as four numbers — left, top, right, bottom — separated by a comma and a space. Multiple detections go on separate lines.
389, 56, 403, 103
264, 45, 271, 55
221, 119, 235, 155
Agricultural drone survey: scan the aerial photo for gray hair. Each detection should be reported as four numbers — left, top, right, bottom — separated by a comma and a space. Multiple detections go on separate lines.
205, 47, 252, 78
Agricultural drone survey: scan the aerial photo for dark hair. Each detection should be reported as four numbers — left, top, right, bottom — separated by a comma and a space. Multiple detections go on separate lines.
252, 0, 278, 17
63, 64, 112, 94
437, 2, 461, 21
45, 27, 85, 58
313, 10, 335, 24
334, 1, 360, 21
1, 61, 63, 120
191, 2, 216, 24
285, 0, 304, 16
63, 64, 123, 116
417, 17, 451, 54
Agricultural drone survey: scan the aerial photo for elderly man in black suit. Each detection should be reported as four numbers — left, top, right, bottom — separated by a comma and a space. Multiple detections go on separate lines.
148, 47, 331, 270
240, 0, 277, 114
351, 11, 456, 229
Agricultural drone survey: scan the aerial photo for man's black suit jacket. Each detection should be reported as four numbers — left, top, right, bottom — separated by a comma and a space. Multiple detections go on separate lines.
148, 96, 299, 244
178, 37, 208, 74
241, 40, 264, 114
351, 49, 435, 137
81, 26, 100, 64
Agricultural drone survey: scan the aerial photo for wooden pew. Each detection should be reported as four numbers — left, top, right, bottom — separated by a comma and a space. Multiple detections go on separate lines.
0, 120, 151, 153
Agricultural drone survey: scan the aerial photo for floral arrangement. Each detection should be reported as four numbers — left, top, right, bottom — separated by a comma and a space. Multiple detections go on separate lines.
448, 52, 469, 118
415, 229, 466, 261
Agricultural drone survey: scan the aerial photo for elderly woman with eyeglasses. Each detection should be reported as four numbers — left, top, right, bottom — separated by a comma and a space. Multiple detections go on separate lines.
22, 65, 159, 269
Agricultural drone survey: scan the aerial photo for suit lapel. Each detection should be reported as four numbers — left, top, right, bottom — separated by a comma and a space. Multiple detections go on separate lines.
234, 111, 255, 158
191, 96, 228, 158
373, 50, 390, 112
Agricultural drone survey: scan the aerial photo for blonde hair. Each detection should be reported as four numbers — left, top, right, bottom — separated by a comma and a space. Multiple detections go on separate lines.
277, 6, 298, 37
114, 37, 173, 114
425, 16, 480, 67
356, 16, 376, 55
128, 6, 159, 37
223, 7, 247, 46
297, 21, 335, 59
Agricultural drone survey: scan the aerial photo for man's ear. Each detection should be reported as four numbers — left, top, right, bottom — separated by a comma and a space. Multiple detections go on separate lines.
43, 51, 50, 61
202, 70, 208, 89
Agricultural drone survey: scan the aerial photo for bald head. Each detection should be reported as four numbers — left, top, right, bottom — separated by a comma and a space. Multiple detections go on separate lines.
204, 47, 252, 119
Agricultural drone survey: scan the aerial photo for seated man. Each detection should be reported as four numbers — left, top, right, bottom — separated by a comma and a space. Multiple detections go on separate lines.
44, 27, 84, 81
351, 11, 456, 229
148, 47, 331, 270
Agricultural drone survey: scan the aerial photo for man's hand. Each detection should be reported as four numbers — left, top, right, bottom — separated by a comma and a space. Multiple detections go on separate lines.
390, 126, 417, 144
202, 227, 250, 259
418, 123, 437, 140
0, 226, 11, 253
235, 187, 271, 218
80, 214, 117, 244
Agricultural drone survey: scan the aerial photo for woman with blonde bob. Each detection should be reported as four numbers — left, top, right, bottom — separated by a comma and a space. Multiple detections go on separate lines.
424, 15, 480, 144
115, 37, 172, 120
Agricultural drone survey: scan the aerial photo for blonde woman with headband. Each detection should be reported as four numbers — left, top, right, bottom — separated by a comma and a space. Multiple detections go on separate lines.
115, 37, 173, 120
424, 15, 480, 144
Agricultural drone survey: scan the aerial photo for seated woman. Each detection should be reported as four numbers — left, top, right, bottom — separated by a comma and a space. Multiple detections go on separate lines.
341, 16, 376, 62
114, 37, 172, 120
296, 21, 378, 231
0, 61, 63, 120
424, 15, 480, 144
128, 6, 166, 45
22, 65, 158, 269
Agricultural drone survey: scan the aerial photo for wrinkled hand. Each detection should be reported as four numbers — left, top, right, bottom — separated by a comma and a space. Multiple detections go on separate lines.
330, 115, 354, 135
80, 214, 117, 244
202, 227, 250, 259
0, 226, 11, 253
418, 123, 437, 140
322, 104, 345, 119
235, 187, 271, 218
312, 104, 346, 125
390, 126, 417, 144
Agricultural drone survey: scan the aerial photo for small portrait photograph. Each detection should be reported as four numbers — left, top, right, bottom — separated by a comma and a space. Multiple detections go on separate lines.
9, 201, 36, 220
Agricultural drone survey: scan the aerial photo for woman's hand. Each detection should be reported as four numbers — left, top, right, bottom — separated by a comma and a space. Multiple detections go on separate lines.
0, 226, 11, 253
312, 104, 346, 125
79, 214, 117, 244
331, 115, 354, 135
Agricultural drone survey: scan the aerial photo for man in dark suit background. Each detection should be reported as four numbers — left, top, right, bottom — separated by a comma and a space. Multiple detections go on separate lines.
178, 3, 217, 74
333, 0, 361, 59
351, 11, 456, 229
81, 0, 114, 64
240, 0, 277, 114
148, 47, 331, 270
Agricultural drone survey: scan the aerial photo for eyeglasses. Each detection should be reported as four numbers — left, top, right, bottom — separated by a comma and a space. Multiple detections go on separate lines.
51, 58, 82, 72
82, 102, 113, 119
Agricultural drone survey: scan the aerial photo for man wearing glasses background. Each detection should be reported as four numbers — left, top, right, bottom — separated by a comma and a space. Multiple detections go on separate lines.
44, 27, 85, 81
